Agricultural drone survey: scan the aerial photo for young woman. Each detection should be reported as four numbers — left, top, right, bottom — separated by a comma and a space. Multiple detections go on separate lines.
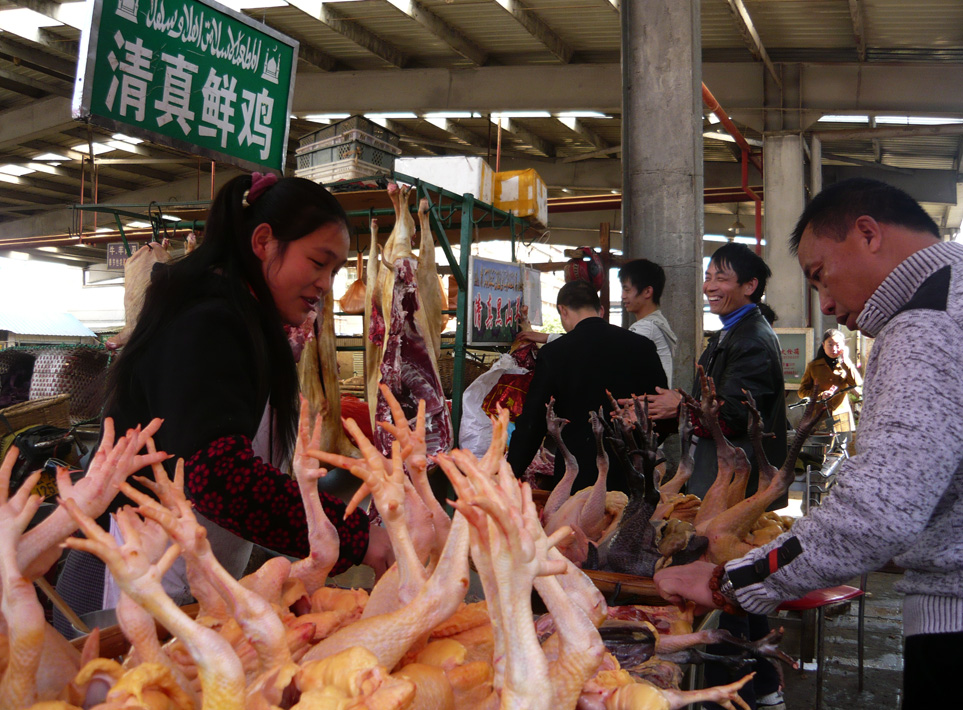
55, 174, 390, 634
798, 328, 862, 438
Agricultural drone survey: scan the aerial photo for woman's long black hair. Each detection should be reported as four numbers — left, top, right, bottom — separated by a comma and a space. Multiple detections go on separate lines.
106, 174, 349, 459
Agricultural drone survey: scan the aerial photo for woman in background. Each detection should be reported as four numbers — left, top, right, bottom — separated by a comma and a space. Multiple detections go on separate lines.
798, 328, 863, 440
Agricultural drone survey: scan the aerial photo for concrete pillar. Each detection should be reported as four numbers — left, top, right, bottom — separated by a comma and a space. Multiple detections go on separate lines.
621, 0, 704, 389
762, 134, 808, 328
808, 135, 835, 340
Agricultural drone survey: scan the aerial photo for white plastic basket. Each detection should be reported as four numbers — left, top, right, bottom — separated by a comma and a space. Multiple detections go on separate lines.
295, 157, 391, 184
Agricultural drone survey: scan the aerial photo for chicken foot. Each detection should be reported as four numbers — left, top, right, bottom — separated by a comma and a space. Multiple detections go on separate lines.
540, 398, 578, 525
289, 397, 341, 595
301, 510, 470, 671
0, 472, 45, 709
62, 500, 247, 710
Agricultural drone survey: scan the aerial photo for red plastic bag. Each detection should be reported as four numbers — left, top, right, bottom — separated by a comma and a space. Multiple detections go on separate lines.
481, 371, 534, 421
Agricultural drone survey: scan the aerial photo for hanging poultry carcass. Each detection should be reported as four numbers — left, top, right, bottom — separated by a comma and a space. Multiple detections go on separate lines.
296, 291, 359, 457
105, 241, 172, 351
365, 183, 453, 458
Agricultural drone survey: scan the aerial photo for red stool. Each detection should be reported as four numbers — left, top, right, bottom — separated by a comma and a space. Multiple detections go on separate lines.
778, 581, 866, 709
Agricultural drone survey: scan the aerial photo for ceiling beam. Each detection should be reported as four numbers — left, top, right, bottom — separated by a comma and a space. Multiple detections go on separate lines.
492, 117, 555, 158
0, 67, 62, 98
0, 36, 75, 80
0, 167, 244, 242
0, 97, 74, 150
556, 117, 609, 151
383, 0, 487, 66
847, 0, 868, 62
491, 0, 573, 64
296, 62, 963, 124
294, 64, 622, 113
382, 119, 442, 156
11, 0, 85, 28
724, 0, 781, 90
275, 27, 337, 71
424, 118, 489, 149
286, 0, 409, 68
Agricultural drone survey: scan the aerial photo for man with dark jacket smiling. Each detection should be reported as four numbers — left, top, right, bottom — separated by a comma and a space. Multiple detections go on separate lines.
644, 242, 787, 710
645, 242, 787, 500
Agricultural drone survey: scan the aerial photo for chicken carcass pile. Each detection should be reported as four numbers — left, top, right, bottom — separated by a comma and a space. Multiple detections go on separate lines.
548, 367, 826, 578
365, 184, 452, 459
0, 394, 790, 710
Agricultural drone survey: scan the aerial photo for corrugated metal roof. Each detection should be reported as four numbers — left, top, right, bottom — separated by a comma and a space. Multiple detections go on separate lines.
0, 311, 97, 338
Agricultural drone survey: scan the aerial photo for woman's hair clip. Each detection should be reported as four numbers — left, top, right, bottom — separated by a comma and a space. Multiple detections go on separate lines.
242, 172, 279, 207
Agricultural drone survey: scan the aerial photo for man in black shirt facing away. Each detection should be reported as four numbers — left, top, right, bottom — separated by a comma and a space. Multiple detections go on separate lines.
507, 280, 667, 493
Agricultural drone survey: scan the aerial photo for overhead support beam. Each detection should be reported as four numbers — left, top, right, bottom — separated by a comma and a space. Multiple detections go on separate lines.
294, 64, 621, 113
823, 166, 959, 205
286, 0, 409, 68
37, 30, 78, 58
383, 0, 488, 66
0, 36, 75, 80
811, 123, 963, 141
491, 0, 573, 64
822, 152, 913, 175
12, 0, 86, 28
280, 29, 337, 71
0, 67, 68, 98
492, 117, 555, 158
724, 0, 781, 89
424, 117, 489, 149
0, 97, 74, 150
0, 168, 245, 243
558, 144, 621, 164
382, 119, 442, 156
556, 117, 609, 150
848, 0, 868, 62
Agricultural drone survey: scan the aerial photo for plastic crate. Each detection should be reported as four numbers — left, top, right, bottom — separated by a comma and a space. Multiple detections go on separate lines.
299, 115, 400, 149
296, 140, 397, 172
296, 157, 392, 184
298, 128, 402, 157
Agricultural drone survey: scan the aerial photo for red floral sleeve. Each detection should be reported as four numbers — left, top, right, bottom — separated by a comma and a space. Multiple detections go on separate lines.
184, 434, 368, 575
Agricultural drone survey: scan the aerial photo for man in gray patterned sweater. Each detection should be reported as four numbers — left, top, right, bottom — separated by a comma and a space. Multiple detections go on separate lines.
655, 178, 963, 708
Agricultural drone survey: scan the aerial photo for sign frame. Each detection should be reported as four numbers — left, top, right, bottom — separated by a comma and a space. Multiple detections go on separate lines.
467, 255, 528, 346
774, 327, 814, 389
73, 0, 299, 173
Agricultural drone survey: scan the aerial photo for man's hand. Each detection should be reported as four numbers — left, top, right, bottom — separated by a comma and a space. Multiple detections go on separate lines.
653, 560, 719, 614
639, 387, 684, 420
514, 330, 549, 344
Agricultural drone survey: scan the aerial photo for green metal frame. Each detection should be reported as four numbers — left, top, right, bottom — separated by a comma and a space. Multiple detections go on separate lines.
333, 171, 526, 441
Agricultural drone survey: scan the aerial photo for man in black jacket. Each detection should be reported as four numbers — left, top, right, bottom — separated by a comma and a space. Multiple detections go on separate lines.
507, 280, 667, 493
646, 242, 787, 498
645, 242, 787, 710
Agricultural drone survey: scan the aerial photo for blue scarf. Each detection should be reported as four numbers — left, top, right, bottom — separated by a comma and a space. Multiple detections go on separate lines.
720, 303, 756, 330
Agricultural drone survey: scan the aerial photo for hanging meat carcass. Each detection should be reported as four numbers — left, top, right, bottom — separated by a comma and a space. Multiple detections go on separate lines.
365, 184, 453, 458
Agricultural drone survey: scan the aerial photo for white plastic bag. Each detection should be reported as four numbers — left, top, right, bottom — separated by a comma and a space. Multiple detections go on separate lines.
458, 353, 528, 458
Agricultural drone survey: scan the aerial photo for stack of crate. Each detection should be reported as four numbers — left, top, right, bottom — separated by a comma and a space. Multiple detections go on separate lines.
295, 115, 401, 184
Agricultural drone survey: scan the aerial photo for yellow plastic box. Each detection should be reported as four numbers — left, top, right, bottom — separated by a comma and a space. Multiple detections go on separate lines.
493, 169, 548, 227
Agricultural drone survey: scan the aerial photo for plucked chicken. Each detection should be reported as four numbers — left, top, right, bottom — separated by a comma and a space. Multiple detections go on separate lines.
2, 398, 785, 710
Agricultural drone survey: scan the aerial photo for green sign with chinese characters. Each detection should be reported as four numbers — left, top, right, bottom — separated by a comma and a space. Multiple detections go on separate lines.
73, 0, 298, 172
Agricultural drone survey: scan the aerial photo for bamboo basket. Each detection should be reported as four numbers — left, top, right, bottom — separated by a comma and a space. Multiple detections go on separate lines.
0, 394, 71, 435
437, 355, 489, 398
